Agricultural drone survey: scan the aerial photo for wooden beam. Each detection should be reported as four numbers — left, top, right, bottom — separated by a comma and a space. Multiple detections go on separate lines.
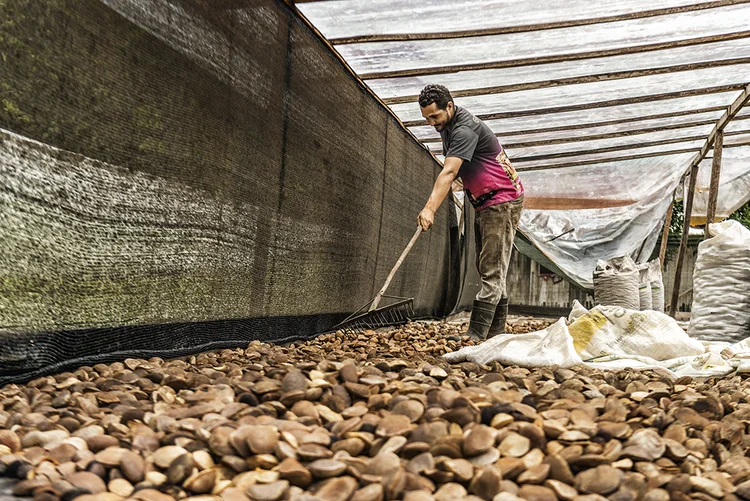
669, 165, 699, 318
514, 147, 703, 171
659, 199, 675, 271
505, 138, 750, 172
492, 126, 750, 155
359, 31, 750, 79
401, 84, 746, 127
666, 86, 750, 316
511, 138, 750, 171
685, 83, 750, 171
503, 134, 708, 163
665, 287, 695, 311
421, 116, 747, 145
705, 131, 724, 236
425, 123, 750, 151
523, 197, 636, 210
422, 114, 750, 145
414, 106, 729, 140
330, 0, 750, 44
383, 57, 750, 105
423, 119, 722, 147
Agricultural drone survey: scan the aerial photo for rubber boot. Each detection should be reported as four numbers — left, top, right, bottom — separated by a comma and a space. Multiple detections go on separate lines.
487, 297, 509, 339
466, 300, 495, 342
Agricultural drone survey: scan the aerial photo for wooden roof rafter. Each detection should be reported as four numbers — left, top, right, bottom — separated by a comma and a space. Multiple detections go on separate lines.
402, 84, 748, 127
421, 116, 750, 148
512, 139, 750, 172
381, 56, 750, 105
685, 83, 750, 171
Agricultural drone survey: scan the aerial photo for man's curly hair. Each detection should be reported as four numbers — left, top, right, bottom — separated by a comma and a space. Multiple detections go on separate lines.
419, 84, 453, 110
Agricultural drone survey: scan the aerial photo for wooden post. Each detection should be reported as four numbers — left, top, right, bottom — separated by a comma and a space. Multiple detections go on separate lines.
705, 131, 724, 237
658, 199, 674, 271
669, 166, 698, 318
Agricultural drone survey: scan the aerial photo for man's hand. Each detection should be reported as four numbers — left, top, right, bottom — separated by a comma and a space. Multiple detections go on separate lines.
417, 156, 463, 232
417, 207, 435, 231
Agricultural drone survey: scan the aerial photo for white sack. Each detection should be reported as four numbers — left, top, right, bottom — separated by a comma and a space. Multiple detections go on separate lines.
688, 220, 750, 343
444, 301, 750, 378
638, 265, 652, 311
649, 259, 665, 312
593, 256, 640, 310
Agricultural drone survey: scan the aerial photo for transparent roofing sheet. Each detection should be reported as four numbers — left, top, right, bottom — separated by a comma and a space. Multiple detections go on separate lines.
520, 153, 695, 200
520, 198, 670, 288
725, 132, 750, 146
407, 94, 738, 140
697, 147, 750, 189
488, 112, 727, 146
391, 65, 750, 122
511, 141, 706, 169
520, 154, 687, 288
297, 0, 718, 39
693, 147, 750, 218
427, 124, 715, 155
298, 0, 750, 290
335, 4, 750, 75
367, 38, 750, 99
727, 117, 750, 133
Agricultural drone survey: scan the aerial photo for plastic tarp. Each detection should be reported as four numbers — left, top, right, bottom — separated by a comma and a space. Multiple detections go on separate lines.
366, 38, 750, 99
691, 146, 750, 221
298, 0, 724, 39
330, 5, 750, 76
444, 300, 750, 378
388, 66, 750, 123
297, 0, 750, 290
518, 154, 691, 288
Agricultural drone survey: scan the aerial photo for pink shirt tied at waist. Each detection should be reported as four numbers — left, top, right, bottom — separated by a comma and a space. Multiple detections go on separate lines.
441, 106, 523, 211
460, 148, 524, 211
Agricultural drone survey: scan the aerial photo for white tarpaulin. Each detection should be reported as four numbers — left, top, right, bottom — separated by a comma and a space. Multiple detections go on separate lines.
444, 300, 750, 378
518, 154, 689, 288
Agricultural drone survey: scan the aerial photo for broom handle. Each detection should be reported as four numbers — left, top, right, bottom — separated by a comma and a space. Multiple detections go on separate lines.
370, 226, 423, 311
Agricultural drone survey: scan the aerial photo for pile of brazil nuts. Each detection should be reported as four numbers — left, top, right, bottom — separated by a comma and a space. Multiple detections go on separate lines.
1, 320, 750, 501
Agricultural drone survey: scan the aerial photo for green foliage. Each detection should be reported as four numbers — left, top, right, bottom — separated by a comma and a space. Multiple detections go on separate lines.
669, 200, 684, 236
729, 201, 750, 229
669, 200, 750, 237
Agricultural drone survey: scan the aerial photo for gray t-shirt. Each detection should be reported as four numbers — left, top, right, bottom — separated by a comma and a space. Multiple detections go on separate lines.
441, 106, 503, 165
440, 106, 523, 209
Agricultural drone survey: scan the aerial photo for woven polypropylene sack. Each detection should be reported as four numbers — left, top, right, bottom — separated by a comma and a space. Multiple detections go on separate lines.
638, 265, 653, 311
593, 256, 640, 310
648, 259, 665, 312
688, 220, 750, 342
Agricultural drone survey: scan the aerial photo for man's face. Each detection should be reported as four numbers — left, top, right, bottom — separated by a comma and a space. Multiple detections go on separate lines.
421, 101, 454, 132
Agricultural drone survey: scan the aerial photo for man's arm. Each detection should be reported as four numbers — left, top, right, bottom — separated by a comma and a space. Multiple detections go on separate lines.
417, 156, 463, 231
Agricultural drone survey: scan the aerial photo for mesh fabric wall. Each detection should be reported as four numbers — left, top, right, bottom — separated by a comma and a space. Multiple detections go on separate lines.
0, 0, 467, 383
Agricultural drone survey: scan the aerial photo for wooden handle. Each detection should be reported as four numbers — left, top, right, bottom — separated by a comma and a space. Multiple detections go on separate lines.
370, 226, 423, 311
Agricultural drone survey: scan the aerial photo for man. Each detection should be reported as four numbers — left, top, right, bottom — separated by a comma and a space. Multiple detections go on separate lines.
417, 84, 524, 341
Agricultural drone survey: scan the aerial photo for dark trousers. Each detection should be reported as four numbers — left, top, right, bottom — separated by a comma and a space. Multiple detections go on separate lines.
474, 195, 524, 304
